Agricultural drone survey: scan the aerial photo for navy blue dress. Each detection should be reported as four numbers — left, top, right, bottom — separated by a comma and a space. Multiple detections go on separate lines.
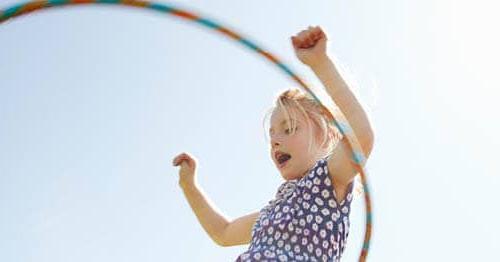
235, 157, 354, 262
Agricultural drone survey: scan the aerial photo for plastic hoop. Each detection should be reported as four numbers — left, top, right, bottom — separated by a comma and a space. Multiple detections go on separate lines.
0, 1, 373, 260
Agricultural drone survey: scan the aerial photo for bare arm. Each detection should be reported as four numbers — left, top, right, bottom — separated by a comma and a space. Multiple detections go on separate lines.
181, 182, 259, 247
291, 26, 374, 157
180, 182, 231, 246
173, 153, 259, 247
220, 211, 260, 247
291, 26, 374, 185
309, 55, 374, 156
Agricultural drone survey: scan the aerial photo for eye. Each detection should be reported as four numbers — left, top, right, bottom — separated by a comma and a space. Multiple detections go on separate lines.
285, 127, 297, 134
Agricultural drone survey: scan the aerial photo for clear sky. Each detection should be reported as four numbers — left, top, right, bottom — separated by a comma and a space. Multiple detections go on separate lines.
1, 0, 499, 261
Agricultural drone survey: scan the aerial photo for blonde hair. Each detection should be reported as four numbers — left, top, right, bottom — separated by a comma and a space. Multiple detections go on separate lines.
263, 87, 365, 198
263, 88, 343, 159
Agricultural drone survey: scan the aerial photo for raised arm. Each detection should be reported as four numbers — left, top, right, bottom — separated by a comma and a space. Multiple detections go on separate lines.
310, 55, 374, 157
291, 26, 374, 157
291, 26, 374, 185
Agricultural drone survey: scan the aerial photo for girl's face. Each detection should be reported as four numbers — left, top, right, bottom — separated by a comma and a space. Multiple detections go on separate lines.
269, 107, 322, 180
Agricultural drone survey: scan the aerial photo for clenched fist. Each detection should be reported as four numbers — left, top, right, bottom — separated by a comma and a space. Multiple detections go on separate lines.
172, 152, 198, 188
291, 25, 328, 67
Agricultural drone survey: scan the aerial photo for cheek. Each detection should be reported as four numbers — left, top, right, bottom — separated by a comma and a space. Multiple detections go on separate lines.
290, 135, 311, 150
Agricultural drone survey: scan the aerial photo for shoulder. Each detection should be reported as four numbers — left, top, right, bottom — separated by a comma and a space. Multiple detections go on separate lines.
302, 156, 354, 207
325, 138, 367, 204
326, 137, 370, 185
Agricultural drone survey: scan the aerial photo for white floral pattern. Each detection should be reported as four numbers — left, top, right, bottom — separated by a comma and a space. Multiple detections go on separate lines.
235, 158, 354, 262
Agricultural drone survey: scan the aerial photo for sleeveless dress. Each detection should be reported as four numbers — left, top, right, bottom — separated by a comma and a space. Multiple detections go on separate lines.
235, 157, 354, 262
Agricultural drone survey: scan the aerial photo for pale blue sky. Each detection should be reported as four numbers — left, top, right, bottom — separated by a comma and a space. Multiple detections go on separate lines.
1, 0, 499, 261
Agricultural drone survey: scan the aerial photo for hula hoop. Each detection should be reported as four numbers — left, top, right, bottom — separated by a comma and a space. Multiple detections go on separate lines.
0, 1, 373, 260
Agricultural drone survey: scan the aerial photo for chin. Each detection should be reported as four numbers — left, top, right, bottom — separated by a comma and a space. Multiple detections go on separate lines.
278, 170, 290, 180
280, 171, 297, 181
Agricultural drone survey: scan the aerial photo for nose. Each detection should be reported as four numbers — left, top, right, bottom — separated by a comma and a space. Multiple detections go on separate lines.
270, 134, 281, 148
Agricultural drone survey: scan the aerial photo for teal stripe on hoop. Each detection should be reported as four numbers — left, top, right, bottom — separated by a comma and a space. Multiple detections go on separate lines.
362, 182, 371, 195
276, 62, 294, 77
196, 18, 220, 30
353, 151, 365, 165
239, 38, 259, 51
148, 2, 174, 13
335, 121, 352, 134
3, 4, 23, 17
99, 0, 122, 4
47, 0, 69, 6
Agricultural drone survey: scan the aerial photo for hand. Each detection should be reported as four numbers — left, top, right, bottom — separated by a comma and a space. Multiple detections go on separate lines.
172, 152, 198, 187
291, 25, 329, 67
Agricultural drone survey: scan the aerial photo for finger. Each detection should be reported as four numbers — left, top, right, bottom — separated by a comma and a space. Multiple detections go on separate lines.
173, 154, 182, 162
175, 153, 186, 161
294, 37, 307, 49
173, 156, 180, 165
305, 36, 314, 47
310, 26, 324, 37
311, 29, 321, 39
178, 155, 188, 163
176, 159, 189, 167
298, 39, 309, 49
174, 155, 187, 166
318, 30, 327, 40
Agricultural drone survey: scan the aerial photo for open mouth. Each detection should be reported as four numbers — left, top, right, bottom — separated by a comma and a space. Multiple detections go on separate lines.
276, 152, 292, 168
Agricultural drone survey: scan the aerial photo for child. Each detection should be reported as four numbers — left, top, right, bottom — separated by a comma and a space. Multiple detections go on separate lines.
172, 26, 374, 261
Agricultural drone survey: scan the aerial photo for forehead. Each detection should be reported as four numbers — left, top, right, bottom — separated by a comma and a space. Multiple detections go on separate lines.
269, 106, 305, 128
